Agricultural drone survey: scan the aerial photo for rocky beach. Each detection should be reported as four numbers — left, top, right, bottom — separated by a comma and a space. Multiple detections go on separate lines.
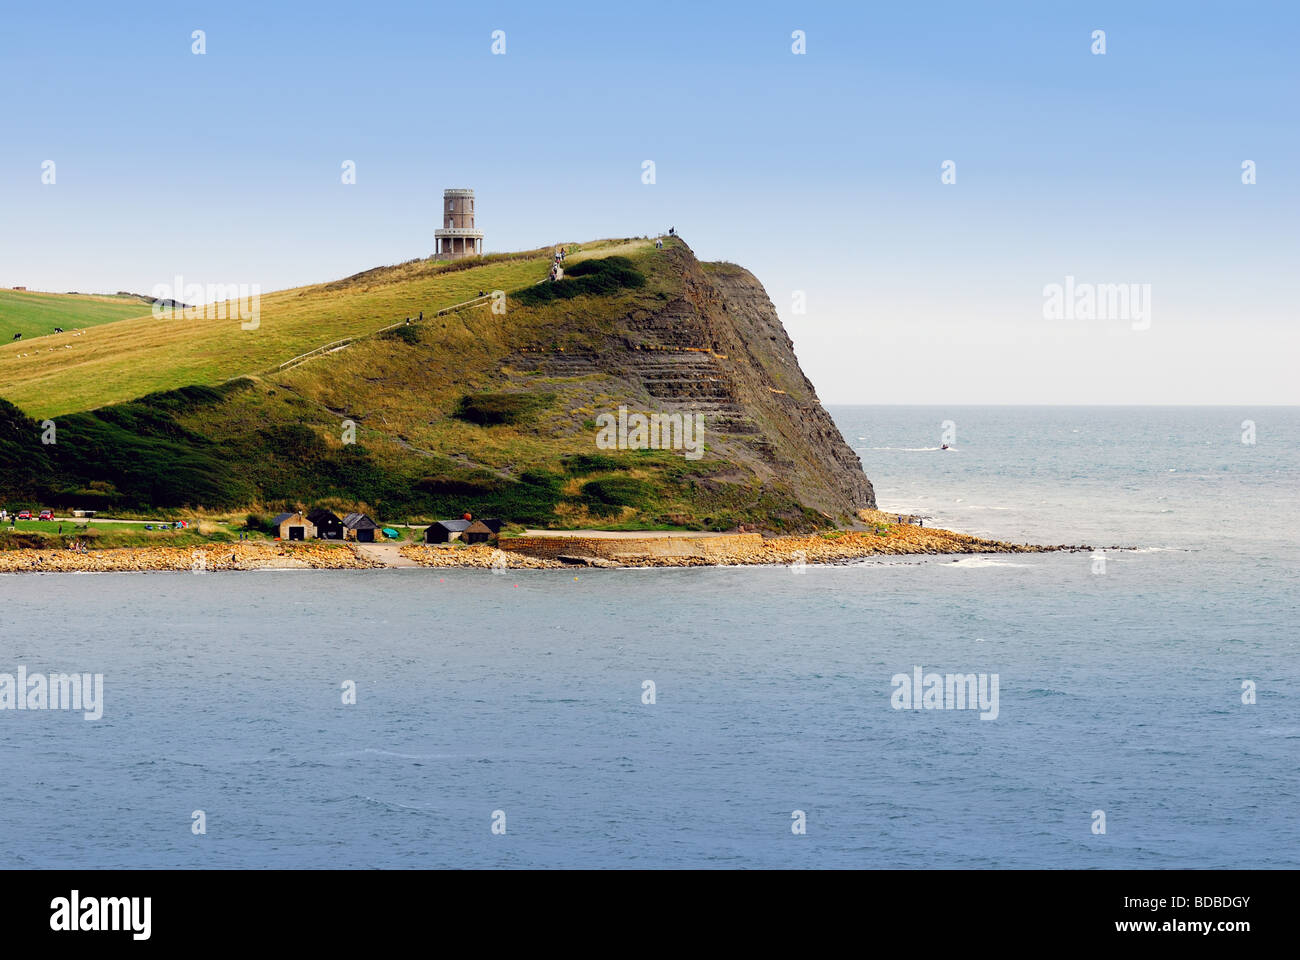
0, 512, 1102, 574
0, 540, 382, 573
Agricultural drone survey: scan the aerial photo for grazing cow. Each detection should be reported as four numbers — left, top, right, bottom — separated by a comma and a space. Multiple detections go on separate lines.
11, 333, 20, 340
53, 326, 63, 333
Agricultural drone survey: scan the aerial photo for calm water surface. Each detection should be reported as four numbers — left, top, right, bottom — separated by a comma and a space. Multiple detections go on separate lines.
2, 407, 1297, 867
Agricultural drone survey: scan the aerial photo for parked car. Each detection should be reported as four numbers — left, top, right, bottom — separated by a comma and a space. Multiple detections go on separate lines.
16, 510, 32, 520
39, 510, 55, 521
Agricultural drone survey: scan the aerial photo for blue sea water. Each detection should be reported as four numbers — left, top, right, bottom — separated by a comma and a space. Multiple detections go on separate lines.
1, 406, 1297, 868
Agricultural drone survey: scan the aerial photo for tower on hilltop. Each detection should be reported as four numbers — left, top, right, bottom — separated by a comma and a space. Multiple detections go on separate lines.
434, 188, 483, 260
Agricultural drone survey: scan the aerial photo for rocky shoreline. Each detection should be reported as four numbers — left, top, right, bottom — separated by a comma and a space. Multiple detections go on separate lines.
0, 512, 1109, 573
0, 541, 382, 573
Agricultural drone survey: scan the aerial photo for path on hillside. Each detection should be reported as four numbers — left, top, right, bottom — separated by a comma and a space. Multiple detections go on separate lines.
272, 238, 653, 375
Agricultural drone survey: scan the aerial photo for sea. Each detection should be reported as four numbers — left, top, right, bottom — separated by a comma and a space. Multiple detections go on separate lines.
2, 406, 1297, 868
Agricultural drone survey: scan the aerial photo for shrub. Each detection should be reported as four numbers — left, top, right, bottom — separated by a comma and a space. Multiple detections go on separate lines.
452, 392, 553, 426
380, 325, 420, 345
562, 453, 622, 474
513, 256, 646, 306
415, 474, 501, 496
580, 476, 652, 508
259, 423, 328, 460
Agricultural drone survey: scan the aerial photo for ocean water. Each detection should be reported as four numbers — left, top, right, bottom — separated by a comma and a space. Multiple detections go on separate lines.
2, 406, 1297, 868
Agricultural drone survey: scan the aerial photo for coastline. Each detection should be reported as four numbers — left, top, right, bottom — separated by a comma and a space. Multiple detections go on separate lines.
0, 511, 1101, 573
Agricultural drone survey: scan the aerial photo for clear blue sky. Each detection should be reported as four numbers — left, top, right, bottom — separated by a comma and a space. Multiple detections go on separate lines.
1, 1, 1295, 403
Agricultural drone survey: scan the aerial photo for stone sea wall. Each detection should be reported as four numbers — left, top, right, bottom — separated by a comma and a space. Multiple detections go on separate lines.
496, 533, 764, 562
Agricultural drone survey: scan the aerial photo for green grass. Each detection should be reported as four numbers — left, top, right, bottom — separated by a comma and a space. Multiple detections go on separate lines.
513, 255, 646, 305
0, 289, 153, 342
0, 240, 642, 418
0, 237, 850, 532
452, 391, 555, 426
0, 517, 256, 550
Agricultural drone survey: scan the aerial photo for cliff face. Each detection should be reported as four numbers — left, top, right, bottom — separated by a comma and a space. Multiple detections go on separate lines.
2, 237, 875, 530
513, 242, 876, 522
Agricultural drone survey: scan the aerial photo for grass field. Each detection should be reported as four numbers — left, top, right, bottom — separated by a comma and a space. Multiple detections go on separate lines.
0, 241, 634, 418
0, 517, 256, 550
0, 289, 153, 343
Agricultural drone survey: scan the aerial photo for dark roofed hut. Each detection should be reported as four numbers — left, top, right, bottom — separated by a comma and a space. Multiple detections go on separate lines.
342, 512, 380, 543
272, 510, 316, 541
307, 507, 345, 540
463, 520, 495, 544
424, 519, 471, 543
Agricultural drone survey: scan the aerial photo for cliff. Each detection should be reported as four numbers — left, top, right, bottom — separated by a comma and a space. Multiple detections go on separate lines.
0, 237, 875, 531
509, 243, 875, 520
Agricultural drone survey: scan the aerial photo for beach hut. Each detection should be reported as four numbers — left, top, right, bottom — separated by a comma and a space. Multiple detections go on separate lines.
424, 519, 471, 543
342, 512, 380, 543
307, 507, 345, 540
273, 510, 316, 541
463, 520, 495, 544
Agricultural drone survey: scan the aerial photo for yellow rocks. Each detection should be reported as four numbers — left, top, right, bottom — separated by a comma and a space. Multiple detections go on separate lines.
398, 544, 563, 569
0, 516, 1072, 574
0, 541, 381, 573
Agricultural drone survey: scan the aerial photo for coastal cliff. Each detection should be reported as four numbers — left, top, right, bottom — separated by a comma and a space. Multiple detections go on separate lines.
508, 242, 875, 522
0, 237, 874, 532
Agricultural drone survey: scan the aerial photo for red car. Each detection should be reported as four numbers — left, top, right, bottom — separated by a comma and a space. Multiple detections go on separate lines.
16, 510, 32, 520
39, 510, 55, 521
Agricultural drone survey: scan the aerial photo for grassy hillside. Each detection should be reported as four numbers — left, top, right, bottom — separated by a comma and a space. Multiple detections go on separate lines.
0, 241, 637, 418
0, 289, 153, 342
0, 238, 872, 532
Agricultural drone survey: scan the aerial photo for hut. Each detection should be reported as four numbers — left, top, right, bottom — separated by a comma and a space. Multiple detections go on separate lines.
273, 510, 316, 541
479, 518, 503, 534
463, 520, 495, 544
425, 519, 471, 543
307, 507, 345, 540
342, 512, 380, 543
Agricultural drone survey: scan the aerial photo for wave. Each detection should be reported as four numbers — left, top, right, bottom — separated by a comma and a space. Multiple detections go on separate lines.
941, 557, 1033, 568
356, 794, 433, 813
861, 446, 951, 452
350, 748, 458, 761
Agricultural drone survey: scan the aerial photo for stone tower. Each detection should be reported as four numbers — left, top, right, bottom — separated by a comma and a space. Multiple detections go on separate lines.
434, 188, 483, 260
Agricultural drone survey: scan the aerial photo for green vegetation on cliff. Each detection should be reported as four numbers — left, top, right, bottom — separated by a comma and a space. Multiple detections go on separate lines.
0, 238, 874, 530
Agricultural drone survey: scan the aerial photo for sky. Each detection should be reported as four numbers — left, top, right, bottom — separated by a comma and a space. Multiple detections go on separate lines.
1, 1, 1296, 404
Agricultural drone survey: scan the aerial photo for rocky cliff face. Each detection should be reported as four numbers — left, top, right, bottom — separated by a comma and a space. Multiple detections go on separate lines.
514, 242, 876, 522
2, 238, 875, 530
